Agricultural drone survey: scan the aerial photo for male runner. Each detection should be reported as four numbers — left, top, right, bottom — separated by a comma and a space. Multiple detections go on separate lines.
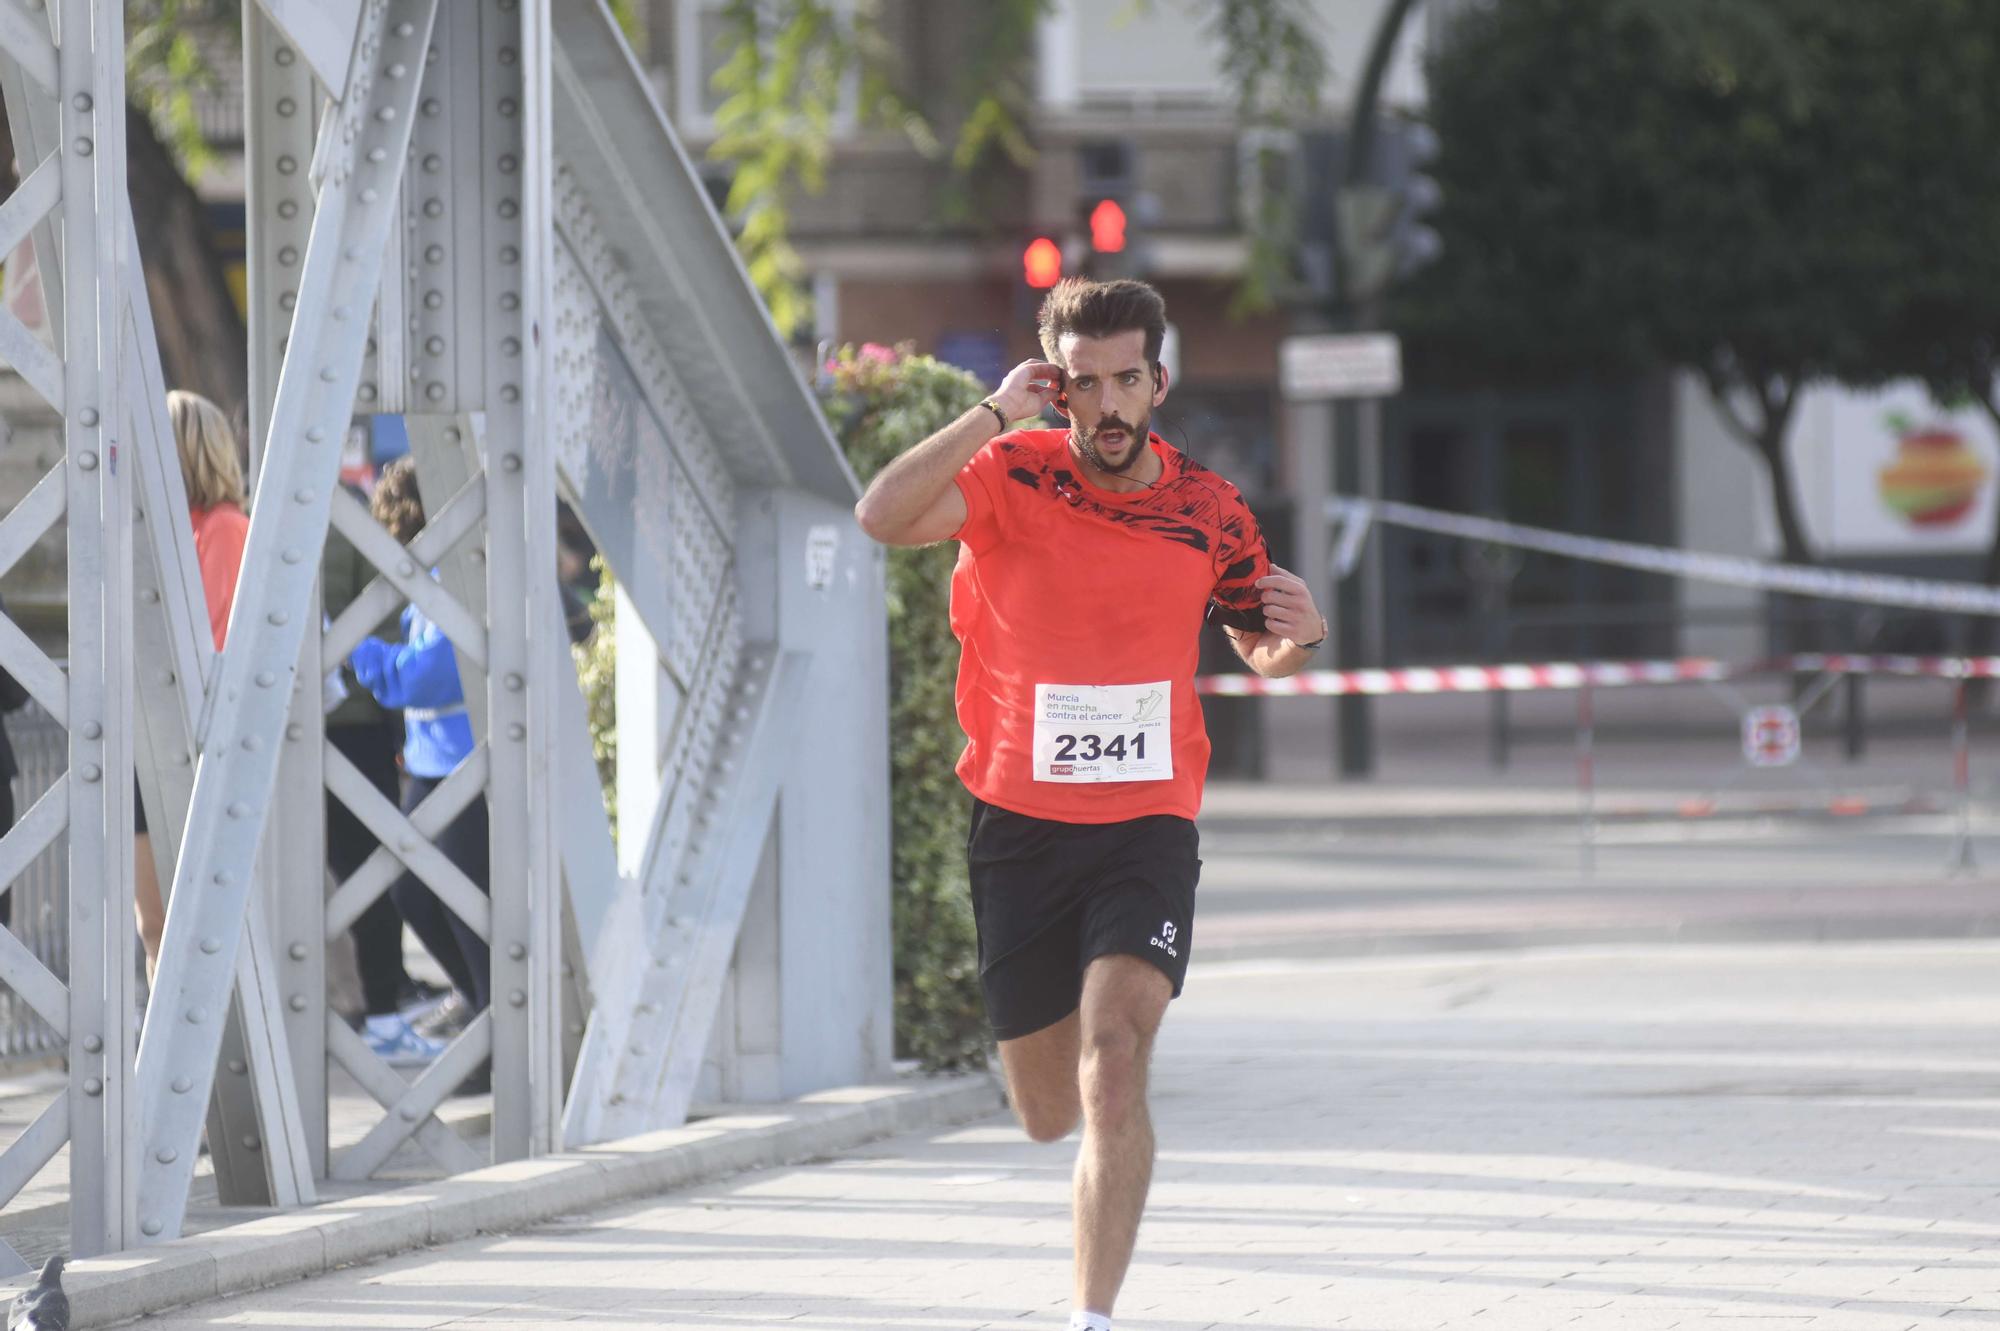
855, 277, 1325, 1330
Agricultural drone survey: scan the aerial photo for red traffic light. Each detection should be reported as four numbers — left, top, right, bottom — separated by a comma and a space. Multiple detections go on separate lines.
1023, 236, 1062, 288
1089, 198, 1127, 253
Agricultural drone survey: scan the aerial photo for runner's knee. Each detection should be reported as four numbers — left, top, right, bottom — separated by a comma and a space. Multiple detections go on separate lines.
1079, 1022, 1148, 1123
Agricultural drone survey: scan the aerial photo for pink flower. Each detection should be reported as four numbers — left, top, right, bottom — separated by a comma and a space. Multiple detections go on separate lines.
859, 342, 898, 364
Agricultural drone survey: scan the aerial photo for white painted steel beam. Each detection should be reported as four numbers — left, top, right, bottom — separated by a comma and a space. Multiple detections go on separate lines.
135, 0, 440, 1242
60, 0, 137, 1259
321, 742, 493, 940
0, 0, 56, 96
247, 0, 357, 93
565, 648, 803, 1144
485, 0, 562, 1160
246, 2, 330, 1179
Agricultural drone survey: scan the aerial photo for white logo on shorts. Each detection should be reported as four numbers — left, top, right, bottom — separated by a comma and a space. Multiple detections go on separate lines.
1150, 919, 1179, 959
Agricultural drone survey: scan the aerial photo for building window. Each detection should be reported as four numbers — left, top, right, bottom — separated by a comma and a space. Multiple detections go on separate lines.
673, 0, 859, 138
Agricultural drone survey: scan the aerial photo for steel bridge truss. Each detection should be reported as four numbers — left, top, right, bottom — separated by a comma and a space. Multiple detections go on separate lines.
0, 0, 880, 1261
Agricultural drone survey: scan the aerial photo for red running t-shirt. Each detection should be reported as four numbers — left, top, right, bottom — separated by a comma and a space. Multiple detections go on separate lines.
950, 428, 1270, 824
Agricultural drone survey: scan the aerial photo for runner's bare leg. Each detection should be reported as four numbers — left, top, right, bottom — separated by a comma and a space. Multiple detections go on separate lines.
998, 1011, 1082, 1142
1073, 954, 1172, 1316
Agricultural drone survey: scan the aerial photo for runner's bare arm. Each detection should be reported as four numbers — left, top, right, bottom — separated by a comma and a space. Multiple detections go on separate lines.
854, 359, 1062, 546
1222, 566, 1326, 678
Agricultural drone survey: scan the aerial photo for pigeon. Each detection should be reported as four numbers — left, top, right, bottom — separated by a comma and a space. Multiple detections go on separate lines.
7, 1255, 67, 1331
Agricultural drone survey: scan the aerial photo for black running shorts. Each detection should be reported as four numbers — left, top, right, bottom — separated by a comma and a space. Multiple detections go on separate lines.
966, 797, 1200, 1042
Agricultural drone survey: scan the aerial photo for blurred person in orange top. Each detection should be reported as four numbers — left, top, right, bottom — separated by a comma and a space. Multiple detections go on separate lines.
134, 391, 250, 978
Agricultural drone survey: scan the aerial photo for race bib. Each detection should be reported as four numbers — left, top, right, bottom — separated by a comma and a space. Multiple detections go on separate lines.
1033, 681, 1173, 783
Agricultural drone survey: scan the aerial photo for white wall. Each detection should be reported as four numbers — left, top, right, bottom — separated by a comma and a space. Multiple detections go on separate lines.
1674, 373, 1766, 660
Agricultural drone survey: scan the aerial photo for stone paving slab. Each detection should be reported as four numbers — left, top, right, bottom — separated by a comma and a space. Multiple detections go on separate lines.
97, 941, 2000, 1330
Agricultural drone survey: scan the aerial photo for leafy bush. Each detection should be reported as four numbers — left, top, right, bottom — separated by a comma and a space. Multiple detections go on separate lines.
821, 342, 989, 1071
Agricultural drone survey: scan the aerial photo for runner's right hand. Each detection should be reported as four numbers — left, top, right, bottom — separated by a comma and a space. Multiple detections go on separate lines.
993, 360, 1064, 421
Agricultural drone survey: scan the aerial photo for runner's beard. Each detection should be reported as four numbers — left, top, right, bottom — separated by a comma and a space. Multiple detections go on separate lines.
1072, 413, 1150, 476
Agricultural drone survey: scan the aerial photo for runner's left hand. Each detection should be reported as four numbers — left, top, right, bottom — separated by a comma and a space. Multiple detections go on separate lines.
1255, 565, 1324, 646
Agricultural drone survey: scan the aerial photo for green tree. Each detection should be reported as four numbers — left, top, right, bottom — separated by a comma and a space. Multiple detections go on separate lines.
1415, 0, 1933, 568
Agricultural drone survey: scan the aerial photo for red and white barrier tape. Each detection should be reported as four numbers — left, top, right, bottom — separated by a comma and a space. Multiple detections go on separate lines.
1195, 653, 2000, 697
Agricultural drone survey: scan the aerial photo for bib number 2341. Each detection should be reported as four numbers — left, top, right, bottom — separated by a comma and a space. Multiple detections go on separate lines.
1033, 681, 1172, 783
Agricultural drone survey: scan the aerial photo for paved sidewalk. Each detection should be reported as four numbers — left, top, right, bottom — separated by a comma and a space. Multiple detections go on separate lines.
134, 941, 2000, 1329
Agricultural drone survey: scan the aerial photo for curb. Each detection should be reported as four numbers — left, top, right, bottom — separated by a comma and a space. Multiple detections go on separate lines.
16, 1072, 1002, 1329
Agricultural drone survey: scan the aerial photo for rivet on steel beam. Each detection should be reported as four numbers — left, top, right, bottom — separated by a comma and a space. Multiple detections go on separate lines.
570, 1023, 585, 1037
74, 137, 92, 157
502, 337, 521, 357
186, 1006, 206, 1023
361, 188, 380, 203
499, 46, 518, 66
227, 1060, 246, 1075
227, 802, 247, 819
170, 1076, 192, 1093
628, 1044, 645, 1057
277, 96, 297, 117
287, 723, 304, 741
288, 995, 307, 1012
502, 454, 522, 472
288, 942, 308, 961
79, 763, 101, 783
504, 672, 523, 692
444, 427, 461, 443
396, 560, 415, 578
387, 63, 408, 80
294, 487, 314, 504
376, 107, 398, 123
281, 548, 303, 564
400, 1105, 420, 1121
424, 335, 445, 355
501, 293, 520, 312
333, 304, 352, 321
426, 382, 445, 402
399, 836, 416, 852
500, 245, 520, 265
242, 734, 262, 751
396, 20, 415, 36
424, 290, 444, 310
279, 245, 299, 266
83, 1077, 102, 1097
422, 153, 441, 174
507, 723, 525, 741
139, 587, 159, 604
155, 1148, 177, 1164
81, 721, 101, 740
499, 97, 519, 117
268, 610, 290, 626
277, 154, 297, 174
199, 937, 221, 954
422, 98, 442, 117
497, 200, 518, 220
242, 1135, 261, 1152
319, 367, 337, 382
608, 1093, 624, 1105
77, 451, 96, 471
507, 943, 526, 961
82, 1034, 102, 1054
280, 292, 297, 311
140, 1218, 165, 1237
508, 989, 527, 1008
424, 199, 444, 219
360, 384, 379, 403
72, 92, 91, 112
501, 385, 521, 404
275, 46, 296, 66
367, 148, 387, 164
255, 671, 276, 687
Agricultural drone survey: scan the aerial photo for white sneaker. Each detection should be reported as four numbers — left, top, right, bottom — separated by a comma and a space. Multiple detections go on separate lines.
364, 1014, 446, 1067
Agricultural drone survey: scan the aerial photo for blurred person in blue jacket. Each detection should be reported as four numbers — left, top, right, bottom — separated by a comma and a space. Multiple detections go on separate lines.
348, 459, 492, 1054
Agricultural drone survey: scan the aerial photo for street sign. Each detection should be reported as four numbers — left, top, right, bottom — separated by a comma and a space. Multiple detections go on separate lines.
1741, 704, 1801, 768
1280, 332, 1403, 401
